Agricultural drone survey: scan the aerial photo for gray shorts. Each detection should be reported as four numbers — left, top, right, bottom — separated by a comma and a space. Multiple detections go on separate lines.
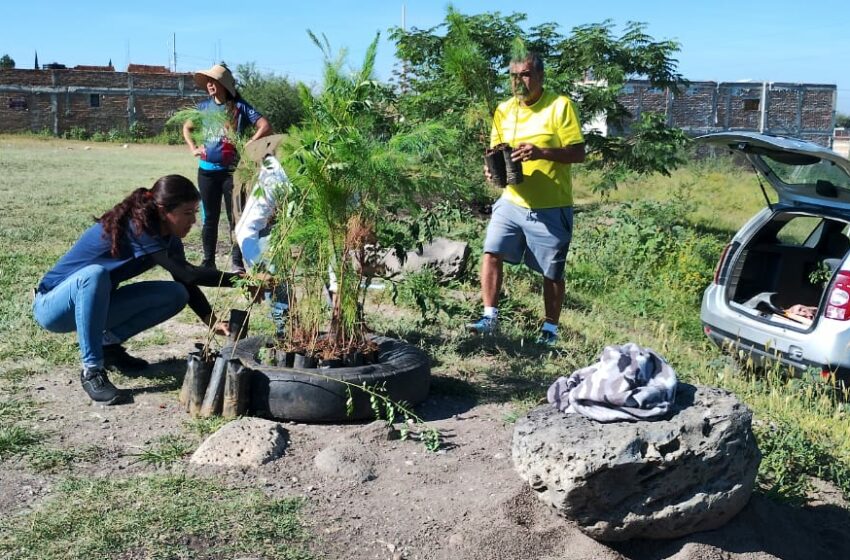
483, 197, 574, 281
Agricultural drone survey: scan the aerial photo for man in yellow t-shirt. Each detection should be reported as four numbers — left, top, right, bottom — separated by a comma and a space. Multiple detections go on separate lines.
468, 52, 585, 346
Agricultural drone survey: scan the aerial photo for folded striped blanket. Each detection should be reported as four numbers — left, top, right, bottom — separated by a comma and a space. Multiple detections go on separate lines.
547, 342, 678, 422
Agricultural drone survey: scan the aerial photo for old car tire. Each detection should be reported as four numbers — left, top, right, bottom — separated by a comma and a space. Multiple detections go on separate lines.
223, 335, 431, 422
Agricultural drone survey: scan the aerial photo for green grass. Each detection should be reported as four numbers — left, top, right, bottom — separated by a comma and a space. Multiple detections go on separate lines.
26, 444, 105, 473
0, 475, 311, 560
129, 434, 194, 467
184, 416, 231, 437
0, 425, 41, 457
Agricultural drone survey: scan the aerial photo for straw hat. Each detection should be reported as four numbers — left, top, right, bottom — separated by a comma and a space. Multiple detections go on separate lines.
193, 63, 237, 98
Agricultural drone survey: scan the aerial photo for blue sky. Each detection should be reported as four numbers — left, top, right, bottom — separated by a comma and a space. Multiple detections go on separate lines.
5, 1, 850, 112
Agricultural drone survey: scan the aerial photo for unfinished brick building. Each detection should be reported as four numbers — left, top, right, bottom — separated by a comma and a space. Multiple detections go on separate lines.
609, 80, 837, 146
0, 65, 205, 136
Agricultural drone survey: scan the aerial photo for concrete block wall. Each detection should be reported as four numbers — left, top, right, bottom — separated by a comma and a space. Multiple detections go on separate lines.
0, 68, 204, 136
612, 79, 836, 147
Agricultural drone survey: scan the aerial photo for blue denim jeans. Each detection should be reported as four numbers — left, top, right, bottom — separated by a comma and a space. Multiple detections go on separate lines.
33, 264, 189, 368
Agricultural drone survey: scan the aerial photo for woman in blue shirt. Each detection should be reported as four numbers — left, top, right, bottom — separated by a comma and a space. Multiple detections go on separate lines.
33, 175, 249, 405
182, 63, 272, 272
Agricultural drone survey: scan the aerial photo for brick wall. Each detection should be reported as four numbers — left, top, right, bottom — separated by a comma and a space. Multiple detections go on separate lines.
670, 83, 716, 129
0, 68, 205, 135
612, 80, 836, 147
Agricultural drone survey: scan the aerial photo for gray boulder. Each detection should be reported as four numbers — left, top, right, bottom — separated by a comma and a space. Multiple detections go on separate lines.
190, 417, 288, 468
512, 384, 760, 541
378, 237, 470, 281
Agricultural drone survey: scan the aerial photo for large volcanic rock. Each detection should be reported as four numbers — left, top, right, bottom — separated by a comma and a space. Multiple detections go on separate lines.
512, 384, 760, 541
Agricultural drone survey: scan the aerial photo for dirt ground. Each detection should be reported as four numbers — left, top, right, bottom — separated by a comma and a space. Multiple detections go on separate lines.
2, 319, 850, 560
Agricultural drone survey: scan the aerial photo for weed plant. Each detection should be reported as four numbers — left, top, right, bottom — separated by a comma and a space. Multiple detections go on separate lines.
129, 434, 194, 467
184, 415, 231, 437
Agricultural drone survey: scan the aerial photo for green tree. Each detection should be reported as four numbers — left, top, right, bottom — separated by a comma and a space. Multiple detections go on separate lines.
236, 63, 305, 133
391, 10, 689, 193
0, 54, 15, 69
836, 112, 850, 129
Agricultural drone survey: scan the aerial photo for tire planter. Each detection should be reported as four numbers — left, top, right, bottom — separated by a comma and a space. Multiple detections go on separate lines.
222, 335, 431, 422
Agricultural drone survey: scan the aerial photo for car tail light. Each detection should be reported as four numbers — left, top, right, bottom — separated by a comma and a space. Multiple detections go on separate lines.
824, 271, 850, 320
713, 243, 733, 284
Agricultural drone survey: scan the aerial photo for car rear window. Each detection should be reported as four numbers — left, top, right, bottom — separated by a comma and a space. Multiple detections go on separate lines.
763, 156, 850, 191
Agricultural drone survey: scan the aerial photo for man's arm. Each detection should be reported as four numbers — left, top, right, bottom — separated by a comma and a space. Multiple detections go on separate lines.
512, 142, 586, 164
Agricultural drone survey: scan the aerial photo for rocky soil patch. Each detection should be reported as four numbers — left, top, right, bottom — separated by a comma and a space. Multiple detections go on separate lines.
2, 324, 849, 559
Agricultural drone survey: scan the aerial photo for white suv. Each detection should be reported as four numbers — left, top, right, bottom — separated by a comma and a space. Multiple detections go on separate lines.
699, 132, 850, 378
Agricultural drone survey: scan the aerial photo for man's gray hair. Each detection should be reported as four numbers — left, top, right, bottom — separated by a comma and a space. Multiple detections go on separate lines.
512, 51, 544, 74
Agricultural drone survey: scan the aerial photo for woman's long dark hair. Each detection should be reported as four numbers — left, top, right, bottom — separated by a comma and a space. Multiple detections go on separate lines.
98, 175, 199, 257
223, 89, 242, 132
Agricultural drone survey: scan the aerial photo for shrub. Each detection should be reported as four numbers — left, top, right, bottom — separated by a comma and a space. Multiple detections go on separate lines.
64, 126, 88, 140
236, 62, 305, 133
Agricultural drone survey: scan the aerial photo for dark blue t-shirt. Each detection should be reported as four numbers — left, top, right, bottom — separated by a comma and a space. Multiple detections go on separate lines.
197, 98, 262, 172
38, 222, 185, 293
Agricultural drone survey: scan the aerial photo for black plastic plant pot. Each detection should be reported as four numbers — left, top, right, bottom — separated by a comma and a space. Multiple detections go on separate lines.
343, 351, 364, 367
224, 335, 431, 422
293, 353, 318, 369
501, 145, 524, 185
181, 350, 216, 416
228, 309, 249, 343
485, 146, 508, 187
275, 349, 295, 368
319, 358, 345, 369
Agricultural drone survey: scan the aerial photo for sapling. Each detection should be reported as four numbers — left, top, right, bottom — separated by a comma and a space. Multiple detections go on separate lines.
267, 30, 455, 361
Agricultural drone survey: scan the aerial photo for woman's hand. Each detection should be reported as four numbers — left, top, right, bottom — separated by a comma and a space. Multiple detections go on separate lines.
203, 313, 231, 336
212, 320, 231, 336
182, 120, 203, 158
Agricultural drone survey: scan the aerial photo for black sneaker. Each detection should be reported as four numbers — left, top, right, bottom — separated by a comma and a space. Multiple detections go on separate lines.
80, 367, 122, 404
103, 344, 149, 371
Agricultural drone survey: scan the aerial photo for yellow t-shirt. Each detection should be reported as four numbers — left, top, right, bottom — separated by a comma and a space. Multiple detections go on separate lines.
491, 90, 584, 209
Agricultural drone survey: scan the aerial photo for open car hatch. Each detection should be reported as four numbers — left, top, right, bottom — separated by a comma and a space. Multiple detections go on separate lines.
697, 132, 850, 211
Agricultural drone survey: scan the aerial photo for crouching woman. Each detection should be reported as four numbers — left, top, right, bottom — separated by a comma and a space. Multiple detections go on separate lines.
33, 174, 248, 405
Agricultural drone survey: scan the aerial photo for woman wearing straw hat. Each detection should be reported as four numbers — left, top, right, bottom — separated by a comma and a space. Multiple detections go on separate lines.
182, 62, 272, 272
